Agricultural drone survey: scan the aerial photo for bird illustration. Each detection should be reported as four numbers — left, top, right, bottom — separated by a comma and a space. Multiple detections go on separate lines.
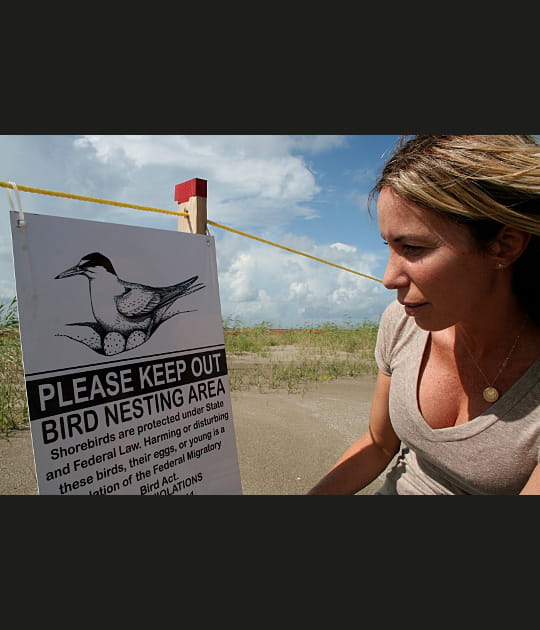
55, 252, 205, 355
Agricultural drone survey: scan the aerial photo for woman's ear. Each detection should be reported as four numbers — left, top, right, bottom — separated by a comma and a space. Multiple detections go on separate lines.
489, 226, 531, 269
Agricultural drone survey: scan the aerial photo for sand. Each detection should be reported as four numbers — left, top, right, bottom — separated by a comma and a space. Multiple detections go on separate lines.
231, 376, 384, 494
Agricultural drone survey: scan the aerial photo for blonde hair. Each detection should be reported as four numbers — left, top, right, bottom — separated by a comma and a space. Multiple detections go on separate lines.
369, 135, 540, 236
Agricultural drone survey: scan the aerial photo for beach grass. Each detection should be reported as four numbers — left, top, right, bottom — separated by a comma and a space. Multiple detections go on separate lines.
223, 318, 379, 392
0, 299, 28, 436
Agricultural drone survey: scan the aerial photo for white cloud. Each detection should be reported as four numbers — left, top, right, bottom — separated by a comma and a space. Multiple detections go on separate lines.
74, 135, 326, 229
330, 242, 357, 253
215, 230, 392, 327
75, 134, 347, 165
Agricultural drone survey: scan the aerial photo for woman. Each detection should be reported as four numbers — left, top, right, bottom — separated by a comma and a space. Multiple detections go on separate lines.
308, 135, 540, 495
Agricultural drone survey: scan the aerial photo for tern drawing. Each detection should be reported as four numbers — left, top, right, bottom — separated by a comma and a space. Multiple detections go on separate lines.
55, 252, 205, 355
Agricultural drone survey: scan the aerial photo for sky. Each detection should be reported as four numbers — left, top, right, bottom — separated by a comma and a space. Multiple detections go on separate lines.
0, 134, 402, 328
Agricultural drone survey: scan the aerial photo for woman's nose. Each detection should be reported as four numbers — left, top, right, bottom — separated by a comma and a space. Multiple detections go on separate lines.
383, 251, 409, 290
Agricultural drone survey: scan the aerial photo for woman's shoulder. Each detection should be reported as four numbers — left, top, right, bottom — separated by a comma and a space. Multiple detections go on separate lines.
380, 298, 405, 326
376, 298, 426, 374
379, 299, 416, 338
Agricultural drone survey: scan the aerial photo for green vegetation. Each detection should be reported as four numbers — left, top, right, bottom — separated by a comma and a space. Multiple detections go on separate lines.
0, 298, 28, 436
223, 318, 379, 393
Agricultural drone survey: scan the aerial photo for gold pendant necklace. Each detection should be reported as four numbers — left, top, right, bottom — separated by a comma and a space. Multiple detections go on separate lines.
460, 317, 527, 403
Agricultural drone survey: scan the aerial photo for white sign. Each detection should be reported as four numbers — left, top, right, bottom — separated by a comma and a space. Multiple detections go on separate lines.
10, 211, 242, 495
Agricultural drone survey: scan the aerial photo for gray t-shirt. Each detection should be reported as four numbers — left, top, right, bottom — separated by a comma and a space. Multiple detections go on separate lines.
375, 299, 540, 495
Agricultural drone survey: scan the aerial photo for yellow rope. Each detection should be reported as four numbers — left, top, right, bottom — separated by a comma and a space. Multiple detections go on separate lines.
0, 181, 189, 218
1, 180, 383, 283
207, 219, 383, 283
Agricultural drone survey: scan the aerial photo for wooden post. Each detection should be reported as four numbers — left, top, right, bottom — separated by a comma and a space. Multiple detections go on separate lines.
175, 178, 207, 234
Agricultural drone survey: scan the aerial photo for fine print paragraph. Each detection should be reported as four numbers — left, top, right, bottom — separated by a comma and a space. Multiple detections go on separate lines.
26, 347, 240, 494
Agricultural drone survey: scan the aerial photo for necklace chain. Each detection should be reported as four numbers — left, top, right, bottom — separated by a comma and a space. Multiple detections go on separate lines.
460, 317, 527, 403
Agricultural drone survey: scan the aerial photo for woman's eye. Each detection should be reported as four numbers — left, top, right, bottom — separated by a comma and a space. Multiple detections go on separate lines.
382, 240, 428, 257
402, 244, 425, 257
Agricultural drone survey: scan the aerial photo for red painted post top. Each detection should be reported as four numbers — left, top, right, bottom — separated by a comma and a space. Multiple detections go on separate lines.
174, 178, 207, 203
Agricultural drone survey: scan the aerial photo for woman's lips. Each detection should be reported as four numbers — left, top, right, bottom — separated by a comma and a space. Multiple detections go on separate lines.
402, 302, 428, 316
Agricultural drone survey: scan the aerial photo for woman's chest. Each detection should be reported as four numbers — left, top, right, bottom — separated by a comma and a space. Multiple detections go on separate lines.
417, 337, 496, 429
418, 365, 479, 429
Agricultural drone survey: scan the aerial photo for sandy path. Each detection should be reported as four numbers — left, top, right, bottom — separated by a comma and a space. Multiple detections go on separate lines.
231, 376, 385, 494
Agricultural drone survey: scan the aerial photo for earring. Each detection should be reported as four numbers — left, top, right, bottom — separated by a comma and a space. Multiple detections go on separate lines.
496, 263, 505, 269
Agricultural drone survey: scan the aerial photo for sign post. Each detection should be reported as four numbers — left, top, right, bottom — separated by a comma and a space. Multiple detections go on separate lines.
10, 202, 242, 495
175, 178, 207, 235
